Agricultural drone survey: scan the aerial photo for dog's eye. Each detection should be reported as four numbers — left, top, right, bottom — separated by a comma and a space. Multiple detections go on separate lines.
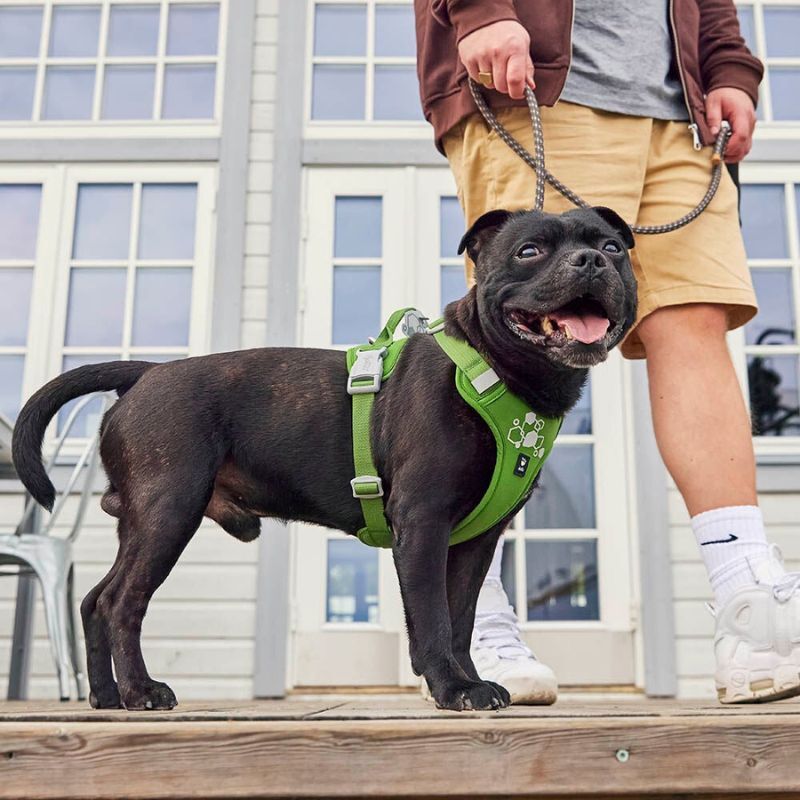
602, 240, 622, 254
517, 243, 540, 259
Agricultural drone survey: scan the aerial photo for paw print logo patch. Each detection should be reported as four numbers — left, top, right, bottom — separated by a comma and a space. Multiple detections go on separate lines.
507, 411, 546, 458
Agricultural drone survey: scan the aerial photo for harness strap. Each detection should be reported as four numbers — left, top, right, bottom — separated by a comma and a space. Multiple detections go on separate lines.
347, 311, 562, 549
348, 307, 420, 547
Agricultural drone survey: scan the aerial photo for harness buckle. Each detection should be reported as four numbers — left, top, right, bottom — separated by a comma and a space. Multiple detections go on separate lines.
351, 475, 384, 499
401, 310, 429, 337
347, 347, 386, 395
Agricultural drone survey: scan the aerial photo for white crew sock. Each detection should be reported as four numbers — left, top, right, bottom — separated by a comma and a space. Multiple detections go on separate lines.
692, 505, 775, 605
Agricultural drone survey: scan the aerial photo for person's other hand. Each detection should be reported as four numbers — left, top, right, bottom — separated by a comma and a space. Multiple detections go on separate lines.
705, 87, 756, 163
458, 20, 535, 100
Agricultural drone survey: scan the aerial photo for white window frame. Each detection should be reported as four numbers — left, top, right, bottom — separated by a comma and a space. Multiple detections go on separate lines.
0, 163, 217, 453
0, 0, 228, 140
303, 0, 430, 141
737, 0, 800, 131
733, 162, 800, 458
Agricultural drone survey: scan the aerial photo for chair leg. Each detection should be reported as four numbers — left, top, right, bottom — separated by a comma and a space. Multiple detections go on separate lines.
66, 566, 86, 701
31, 545, 73, 702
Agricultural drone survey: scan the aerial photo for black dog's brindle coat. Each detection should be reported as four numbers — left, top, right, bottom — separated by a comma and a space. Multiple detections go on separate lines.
13, 207, 637, 712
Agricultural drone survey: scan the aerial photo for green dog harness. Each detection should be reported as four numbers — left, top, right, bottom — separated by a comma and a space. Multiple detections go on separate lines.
346, 308, 563, 548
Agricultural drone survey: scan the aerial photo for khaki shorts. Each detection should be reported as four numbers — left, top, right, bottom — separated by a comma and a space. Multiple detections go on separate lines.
442, 101, 757, 359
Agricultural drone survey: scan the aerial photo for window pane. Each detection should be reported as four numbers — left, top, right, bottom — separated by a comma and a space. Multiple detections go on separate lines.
526, 539, 599, 621
748, 354, 800, 437
49, 5, 101, 57
440, 196, 464, 258
374, 66, 423, 121
162, 64, 216, 119
132, 268, 192, 346
740, 185, 787, 259
327, 539, 379, 623
59, 355, 116, 436
108, 5, 160, 57
746, 269, 796, 346
441, 265, 467, 310
102, 66, 155, 119
167, 3, 220, 56
314, 5, 366, 57
312, 65, 365, 120
770, 69, 800, 121
65, 268, 127, 347
0, 355, 25, 422
737, 6, 757, 53
0, 185, 41, 260
138, 184, 197, 260
561, 378, 592, 435
334, 197, 381, 258
73, 185, 133, 260
0, 269, 33, 347
499, 538, 516, 614
764, 8, 800, 58
375, 5, 415, 57
42, 66, 95, 120
333, 265, 381, 345
0, 7, 43, 58
0, 67, 36, 120
525, 445, 595, 529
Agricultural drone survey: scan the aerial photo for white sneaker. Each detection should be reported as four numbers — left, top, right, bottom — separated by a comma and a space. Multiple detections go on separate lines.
715, 545, 800, 704
470, 577, 558, 705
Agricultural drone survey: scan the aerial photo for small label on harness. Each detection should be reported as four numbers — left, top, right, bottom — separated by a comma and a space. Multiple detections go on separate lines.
514, 453, 530, 477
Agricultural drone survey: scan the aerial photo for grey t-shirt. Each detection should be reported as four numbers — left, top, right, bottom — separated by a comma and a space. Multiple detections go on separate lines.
560, 0, 689, 121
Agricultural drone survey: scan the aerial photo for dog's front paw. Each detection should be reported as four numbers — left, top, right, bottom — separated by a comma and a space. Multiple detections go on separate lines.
120, 680, 178, 711
89, 684, 122, 709
483, 680, 511, 707
432, 679, 509, 711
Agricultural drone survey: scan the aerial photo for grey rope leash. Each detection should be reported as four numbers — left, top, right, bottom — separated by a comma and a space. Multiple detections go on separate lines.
468, 79, 733, 235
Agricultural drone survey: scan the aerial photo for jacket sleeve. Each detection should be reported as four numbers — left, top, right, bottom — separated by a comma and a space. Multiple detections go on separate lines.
431, 0, 521, 44
698, 0, 764, 105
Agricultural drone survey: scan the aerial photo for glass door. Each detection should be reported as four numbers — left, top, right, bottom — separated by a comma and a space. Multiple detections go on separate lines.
291, 166, 636, 688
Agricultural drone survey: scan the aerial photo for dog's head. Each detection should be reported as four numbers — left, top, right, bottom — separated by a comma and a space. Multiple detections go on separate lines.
460, 207, 638, 369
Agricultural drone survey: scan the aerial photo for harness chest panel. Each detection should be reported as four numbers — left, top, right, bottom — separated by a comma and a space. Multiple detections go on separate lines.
346, 309, 562, 549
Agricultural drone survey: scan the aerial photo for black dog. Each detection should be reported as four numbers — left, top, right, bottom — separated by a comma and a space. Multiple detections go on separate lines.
12, 206, 637, 712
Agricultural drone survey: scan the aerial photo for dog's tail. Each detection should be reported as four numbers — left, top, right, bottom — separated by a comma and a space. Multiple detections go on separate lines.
12, 361, 154, 511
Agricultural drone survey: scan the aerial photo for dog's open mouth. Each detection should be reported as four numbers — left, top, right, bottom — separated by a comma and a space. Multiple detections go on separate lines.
505, 296, 615, 347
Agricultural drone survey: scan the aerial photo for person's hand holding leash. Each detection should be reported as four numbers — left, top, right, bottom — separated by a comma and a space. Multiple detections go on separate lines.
705, 87, 756, 162
458, 20, 535, 99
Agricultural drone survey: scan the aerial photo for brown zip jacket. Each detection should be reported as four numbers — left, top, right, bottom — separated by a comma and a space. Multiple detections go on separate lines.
415, 0, 764, 153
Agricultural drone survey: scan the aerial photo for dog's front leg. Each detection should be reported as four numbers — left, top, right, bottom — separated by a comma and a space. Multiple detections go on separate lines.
391, 521, 508, 711
446, 523, 511, 707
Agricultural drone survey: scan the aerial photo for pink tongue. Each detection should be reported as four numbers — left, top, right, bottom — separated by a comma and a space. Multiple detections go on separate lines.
550, 310, 610, 344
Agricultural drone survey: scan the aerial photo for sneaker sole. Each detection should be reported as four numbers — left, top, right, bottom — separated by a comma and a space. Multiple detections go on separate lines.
717, 671, 800, 704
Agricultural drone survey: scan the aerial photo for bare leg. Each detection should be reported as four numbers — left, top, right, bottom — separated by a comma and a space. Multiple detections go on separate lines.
636, 303, 757, 516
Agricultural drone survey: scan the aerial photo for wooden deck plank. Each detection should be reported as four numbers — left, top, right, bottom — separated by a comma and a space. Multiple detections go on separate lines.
0, 698, 799, 797
2, 715, 800, 798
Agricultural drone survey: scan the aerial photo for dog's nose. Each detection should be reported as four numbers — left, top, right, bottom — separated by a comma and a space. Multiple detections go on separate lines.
568, 249, 606, 272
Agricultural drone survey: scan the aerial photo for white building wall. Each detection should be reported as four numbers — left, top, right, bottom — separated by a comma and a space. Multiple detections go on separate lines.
0, 1, 278, 701
670, 484, 800, 698
242, 0, 277, 350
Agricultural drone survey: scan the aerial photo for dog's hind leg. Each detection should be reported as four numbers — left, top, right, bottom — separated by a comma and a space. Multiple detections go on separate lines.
99, 482, 210, 710
80, 544, 124, 708
390, 509, 509, 712
445, 522, 511, 706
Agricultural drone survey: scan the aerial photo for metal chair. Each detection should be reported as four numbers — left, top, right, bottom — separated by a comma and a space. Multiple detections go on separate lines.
0, 392, 114, 701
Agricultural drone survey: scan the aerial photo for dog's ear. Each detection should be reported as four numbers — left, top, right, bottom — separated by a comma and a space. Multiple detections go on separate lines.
591, 206, 635, 249
458, 209, 514, 263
